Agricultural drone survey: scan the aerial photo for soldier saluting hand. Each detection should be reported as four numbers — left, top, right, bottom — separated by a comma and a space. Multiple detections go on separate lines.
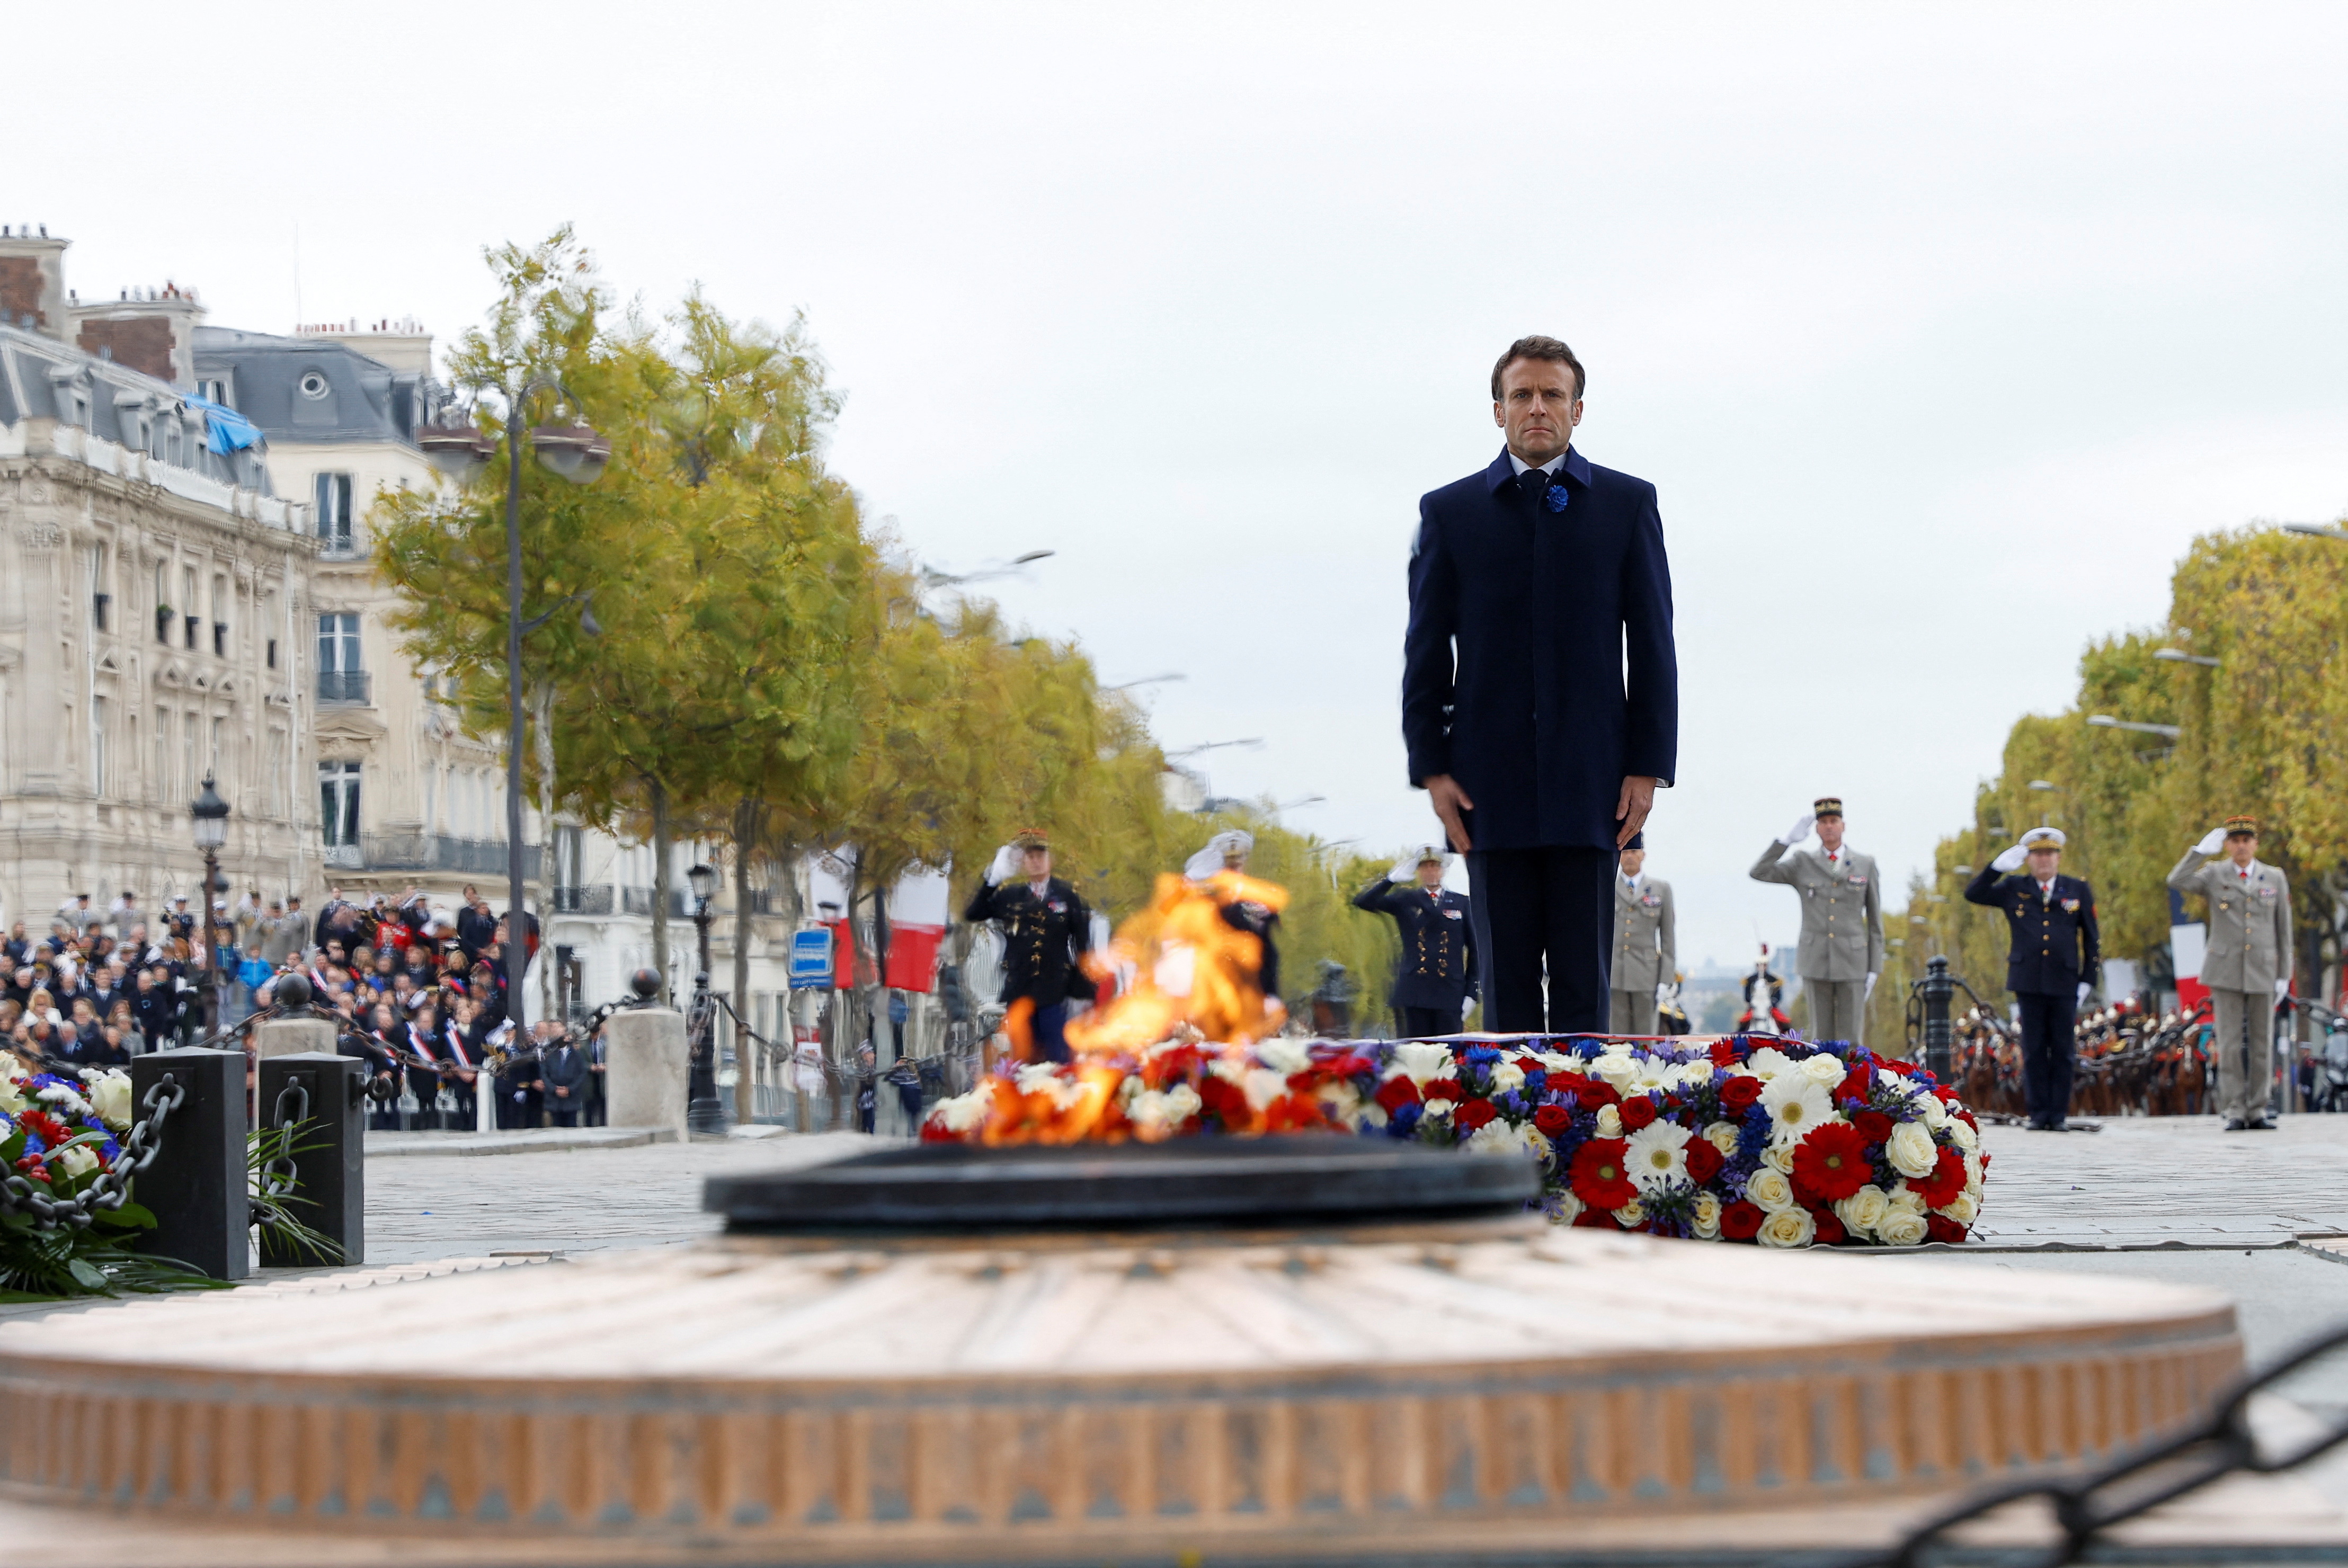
2167, 816, 2292, 1132
1964, 826, 2099, 1131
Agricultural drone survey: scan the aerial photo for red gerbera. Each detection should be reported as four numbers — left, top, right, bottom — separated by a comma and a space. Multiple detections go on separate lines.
1424, 1079, 1464, 1103
1453, 1098, 1498, 1133
1374, 1076, 1423, 1113
1852, 1109, 1893, 1146
1910, 1147, 1968, 1208
1618, 1096, 1658, 1132
1720, 1200, 1764, 1241
1684, 1138, 1723, 1185
17, 1110, 69, 1150
1707, 1038, 1741, 1068
1532, 1102, 1571, 1136
1718, 1076, 1763, 1116
1568, 1137, 1637, 1210
1791, 1121, 1873, 1202
1812, 1208, 1848, 1246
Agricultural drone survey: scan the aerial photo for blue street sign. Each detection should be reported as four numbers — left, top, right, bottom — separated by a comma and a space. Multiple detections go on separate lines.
788, 927, 833, 990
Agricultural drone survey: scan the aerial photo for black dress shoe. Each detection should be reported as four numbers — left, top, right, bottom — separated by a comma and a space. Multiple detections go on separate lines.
2046, 1119, 2068, 1132
2222, 1117, 2247, 1132
2246, 1117, 2278, 1131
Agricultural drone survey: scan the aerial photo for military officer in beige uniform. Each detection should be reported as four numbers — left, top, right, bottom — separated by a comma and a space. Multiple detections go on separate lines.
2166, 815, 2293, 1130
1749, 796, 1884, 1046
1609, 846, 1677, 1036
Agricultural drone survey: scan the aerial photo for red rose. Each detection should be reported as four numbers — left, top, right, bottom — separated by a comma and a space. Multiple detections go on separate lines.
1571, 1205, 1615, 1227
1812, 1208, 1848, 1245
1533, 1103, 1571, 1136
1791, 1121, 1872, 1202
1707, 1038, 1740, 1068
1546, 1070, 1589, 1094
1925, 1214, 1968, 1245
1568, 1137, 1637, 1210
1852, 1110, 1893, 1145
1618, 1095, 1658, 1132
1834, 1066, 1871, 1103
1910, 1146, 1968, 1208
1197, 1075, 1247, 1121
1684, 1138, 1724, 1185
1575, 1080, 1620, 1110
1374, 1076, 1422, 1113
1424, 1079, 1464, 1102
1718, 1076, 1763, 1115
1453, 1098, 1498, 1133
1720, 1200, 1764, 1241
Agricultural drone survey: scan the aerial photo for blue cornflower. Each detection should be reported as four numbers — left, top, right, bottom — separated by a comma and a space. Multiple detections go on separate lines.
1544, 482, 1570, 513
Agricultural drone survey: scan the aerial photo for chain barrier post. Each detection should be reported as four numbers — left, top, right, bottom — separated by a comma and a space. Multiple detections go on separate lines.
1921, 955, 1956, 1083
255, 1052, 365, 1268
130, 1047, 249, 1280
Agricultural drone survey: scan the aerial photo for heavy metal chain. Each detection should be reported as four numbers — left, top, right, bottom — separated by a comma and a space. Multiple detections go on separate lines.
253, 1074, 309, 1219
0, 1072, 185, 1232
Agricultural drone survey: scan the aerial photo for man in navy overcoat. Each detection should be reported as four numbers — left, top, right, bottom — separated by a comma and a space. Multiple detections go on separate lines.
1402, 336, 1678, 1034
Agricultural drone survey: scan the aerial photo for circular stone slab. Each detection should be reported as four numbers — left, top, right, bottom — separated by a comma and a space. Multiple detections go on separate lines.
704, 1135, 1543, 1230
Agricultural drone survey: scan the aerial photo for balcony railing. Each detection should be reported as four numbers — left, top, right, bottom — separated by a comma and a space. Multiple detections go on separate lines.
620, 886, 700, 918
354, 835, 543, 879
317, 669, 371, 705
554, 885, 615, 914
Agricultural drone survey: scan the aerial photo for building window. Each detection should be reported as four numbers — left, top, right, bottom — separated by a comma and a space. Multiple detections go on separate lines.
317, 612, 367, 703
314, 474, 354, 554
298, 370, 330, 400
266, 637, 278, 670
92, 696, 108, 797
320, 761, 361, 849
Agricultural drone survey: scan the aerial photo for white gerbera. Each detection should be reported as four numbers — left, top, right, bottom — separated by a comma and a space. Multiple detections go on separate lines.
1624, 1121, 1693, 1193
1254, 1037, 1310, 1075
1626, 1054, 1677, 1094
1759, 1074, 1835, 1147
1389, 1042, 1457, 1086
1466, 1118, 1551, 1162
1745, 1046, 1794, 1080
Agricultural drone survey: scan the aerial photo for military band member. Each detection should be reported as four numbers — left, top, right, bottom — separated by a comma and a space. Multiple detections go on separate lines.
963, 828, 1095, 1064
1965, 826, 2100, 1131
2167, 816, 2293, 1131
1352, 846, 1477, 1038
1609, 846, 1676, 1036
1188, 830, 1284, 1013
1749, 797, 1883, 1046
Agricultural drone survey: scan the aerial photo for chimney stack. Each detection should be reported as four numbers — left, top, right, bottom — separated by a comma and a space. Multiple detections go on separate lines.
0, 225, 70, 341
70, 279, 207, 388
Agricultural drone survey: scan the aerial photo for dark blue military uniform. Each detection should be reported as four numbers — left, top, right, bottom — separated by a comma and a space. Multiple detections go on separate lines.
963, 876, 1093, 1063
1353, 877, 1478, 1037
1964, 867, 2100, 1127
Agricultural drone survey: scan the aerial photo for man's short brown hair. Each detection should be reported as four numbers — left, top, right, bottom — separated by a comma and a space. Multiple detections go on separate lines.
1491, 335, 1586, 402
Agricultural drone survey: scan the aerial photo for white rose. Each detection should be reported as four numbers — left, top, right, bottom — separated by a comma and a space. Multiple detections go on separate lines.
1613, 1200, 1646, 1228
1834, 1184, 1890, 1238
1949, 1116, 1979, 1151
1466, 1119, 1549, 1161
1885, 1182, 1927, 1214
1595, 1104, 1623, 1138
1760, 1141, 1795, 1174
1591, 1052, 1642, 1089
1963, 1152, 1984, 1190
1915, 1094, 1949, 1129
1545, 1189, 1585, 1225
1745, 1166, 1796, 1212
1745, 1047, 1793, 1080
1017, 1062, 1068, 1096
1935, 1191, 1978, 1225
1886, 1121, 1940, 1180
936, 1090, 991, 1134
57, 1143, 99, 1180
1798, 1053, 1847, 1085
1757, 1207, 1817, 1248
1705, 1121, 1741, 1155
1487, 1059, 1526, 1094
1162, 1083, 1203, 1126
1692, 1192, 1723, 1240
1241, 1068, 1291, 1111
0, 1075, 25, 1116
1875, 1209, 1929, 1247
1390, 1041, 1457, 1086
1420, 1098, 1453, 1122
1255, 1037, 1310, 1075
1356, 1098, 1389, 1130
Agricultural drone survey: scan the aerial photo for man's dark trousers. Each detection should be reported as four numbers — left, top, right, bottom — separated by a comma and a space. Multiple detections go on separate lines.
1399, 1005, 1456, 1038
1468, 847, 1616, 1034
2014, 990, 2076, 1126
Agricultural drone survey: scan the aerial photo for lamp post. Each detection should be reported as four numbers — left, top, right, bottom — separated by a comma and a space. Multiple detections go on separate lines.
419, 385, 607, 1060
190, 773, 228, 1034
686, 861, 724, 1134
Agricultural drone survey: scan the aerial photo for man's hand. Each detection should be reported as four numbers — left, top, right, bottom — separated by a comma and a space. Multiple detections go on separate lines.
1779, 812, 1815, 847
1616, 776, 1656, 849
1991, 844, 2027, 873
2193, 827, 2227, 857
1424, 774, 1474, 853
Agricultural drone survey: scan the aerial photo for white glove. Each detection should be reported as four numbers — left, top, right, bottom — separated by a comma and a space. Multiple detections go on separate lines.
2193, 827, 2226, 857
2275, 978, 2291, 1001
1779, 813, 1815, 846
1655, 982, 1673, 1005
1864, 973, 1878, 1001
2076, 981, 2092, 1005
1990, 844, 2027, 873
984, 843, 1020, 885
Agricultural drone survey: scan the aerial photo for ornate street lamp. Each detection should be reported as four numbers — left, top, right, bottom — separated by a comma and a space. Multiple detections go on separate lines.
418, 386, 605, 1059
190, 773, 229, 1034
686, 862, 724, 1133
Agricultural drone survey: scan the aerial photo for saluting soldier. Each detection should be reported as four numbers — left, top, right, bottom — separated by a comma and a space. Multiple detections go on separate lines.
2167, 816, 2293, 1131
1352, 845, 1477, 1038
1965, 826, 2100, 1131
1749, 797, 1884, 1046
962, 828, 1095, 1064
1609, 845, 1676, 1036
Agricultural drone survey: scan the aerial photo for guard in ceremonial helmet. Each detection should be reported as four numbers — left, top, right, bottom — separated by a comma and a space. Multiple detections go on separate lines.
2167, 815, 2293, 1131
1749, 796, 1884, 1046
1965, 826, 2100, 1130
1353, 845, 1478, 1038
963, 828, 1095, 1064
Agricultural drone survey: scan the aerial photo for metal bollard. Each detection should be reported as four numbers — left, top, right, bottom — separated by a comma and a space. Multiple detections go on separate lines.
130, 1047, 249, 1281
1921, 955, 1956, 1083
255, 1052, 366, 1268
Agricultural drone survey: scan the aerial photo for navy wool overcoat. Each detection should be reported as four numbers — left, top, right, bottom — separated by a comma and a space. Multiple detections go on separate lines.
1402, 447, 1678, 851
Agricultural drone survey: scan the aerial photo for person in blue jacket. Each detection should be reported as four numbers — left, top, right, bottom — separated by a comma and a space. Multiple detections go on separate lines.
1964, 826, 2100, 1130
1353, 847, 1477, 1038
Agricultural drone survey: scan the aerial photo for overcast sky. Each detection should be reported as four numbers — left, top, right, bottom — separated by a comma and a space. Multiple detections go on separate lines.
17, 3, 2348, 969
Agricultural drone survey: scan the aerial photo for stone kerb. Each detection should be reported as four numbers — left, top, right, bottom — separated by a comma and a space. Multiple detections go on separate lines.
253, 1015, 335, 1059
604, 1007, 688, 1141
